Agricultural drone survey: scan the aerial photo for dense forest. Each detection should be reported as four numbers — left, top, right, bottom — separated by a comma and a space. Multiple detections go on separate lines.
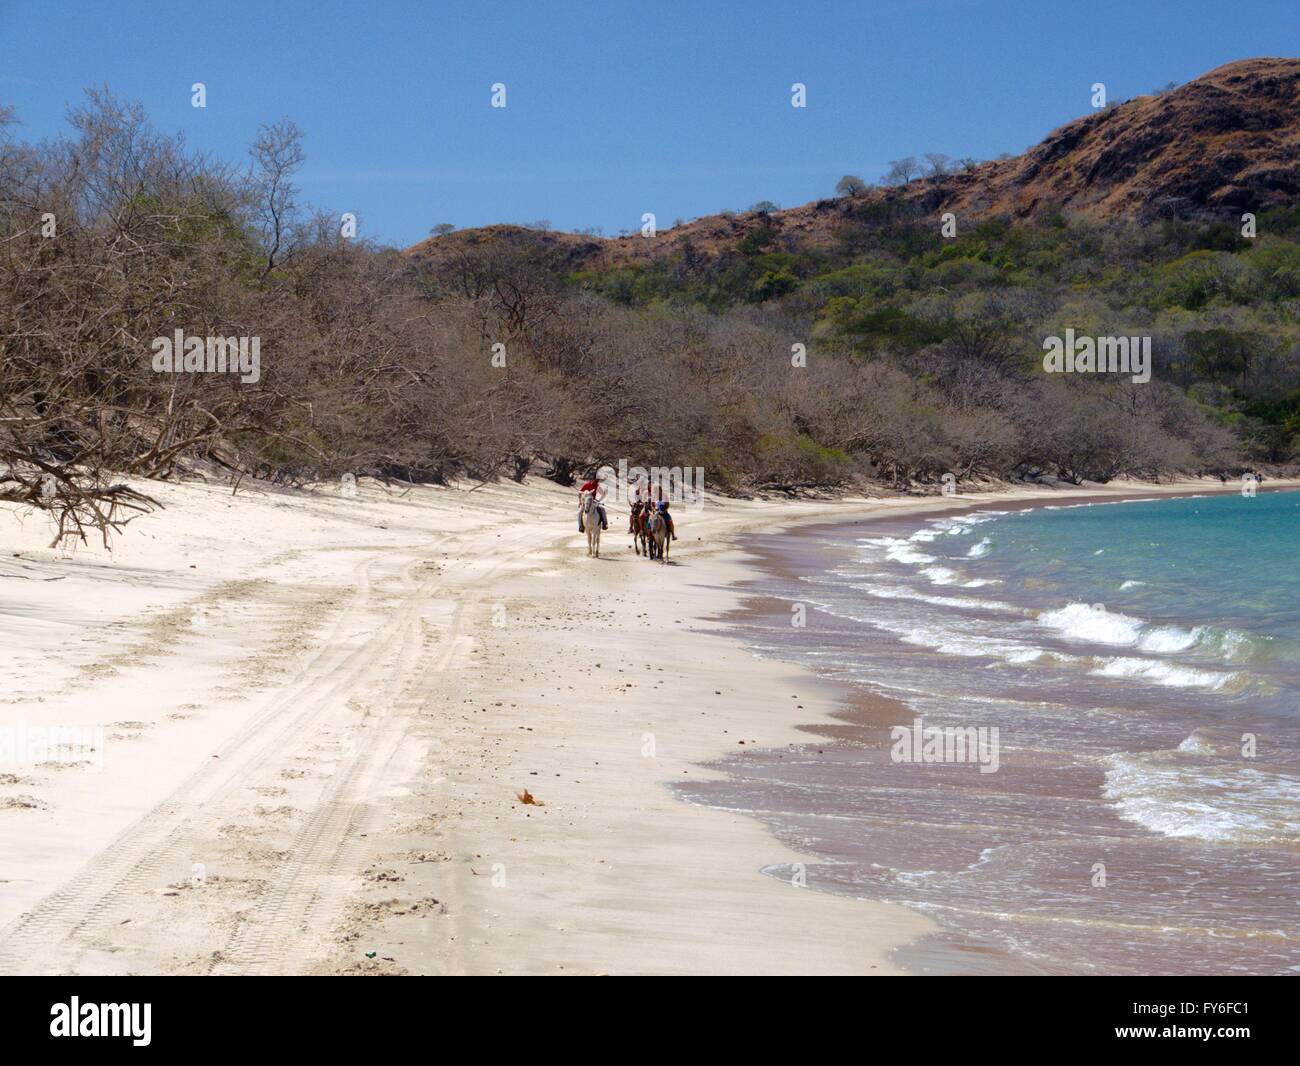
1, 92, 1297, 540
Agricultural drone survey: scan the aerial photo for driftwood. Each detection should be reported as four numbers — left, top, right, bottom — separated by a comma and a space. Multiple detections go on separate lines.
0, 468, 161, 547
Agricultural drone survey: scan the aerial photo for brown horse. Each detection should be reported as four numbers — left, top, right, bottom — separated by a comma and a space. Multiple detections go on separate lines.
647, 510, 669, 563
630, 501, 650, 556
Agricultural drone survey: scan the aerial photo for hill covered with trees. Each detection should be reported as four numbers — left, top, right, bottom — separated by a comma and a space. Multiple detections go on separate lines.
2, 61, 1298, 540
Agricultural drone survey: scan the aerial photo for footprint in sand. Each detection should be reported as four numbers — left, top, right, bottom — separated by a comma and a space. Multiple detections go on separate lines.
168, 704, 203, 721
253, 804, 299, 819
0, 795, 48, 810
218, 823, 272, 840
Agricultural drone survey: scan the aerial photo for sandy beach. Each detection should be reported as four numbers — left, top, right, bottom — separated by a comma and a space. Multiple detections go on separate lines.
0, 474, 1292, 976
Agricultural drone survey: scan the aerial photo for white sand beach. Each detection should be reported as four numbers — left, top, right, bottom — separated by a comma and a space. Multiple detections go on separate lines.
0, 475, 1289, 975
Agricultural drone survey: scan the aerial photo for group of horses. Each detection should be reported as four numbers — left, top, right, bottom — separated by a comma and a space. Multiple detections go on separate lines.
580, 493, 669, 562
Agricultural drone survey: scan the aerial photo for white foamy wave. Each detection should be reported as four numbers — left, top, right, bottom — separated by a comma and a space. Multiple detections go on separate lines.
831, 599, 1234, 687
1039, 602, 1144, 646
1038, 603, 1255, 665
967, 537, 991, 558
882, 539, 936, 566
1090, 656, 1235, 690
1103, 753, 1300, 843
1119, 580, 1146, 590
935, 512, 1001, 533
919, 566, 958, 585
852, 583, 1017, 613
1176, 733, 1216, 755
1200, 627, 1259, 663
842, 612, 1065, 667
894, 622, 1048, 663
1136, 625, 1204, 653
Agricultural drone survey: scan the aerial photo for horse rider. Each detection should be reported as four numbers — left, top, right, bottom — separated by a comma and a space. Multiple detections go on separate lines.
629, 476, 651, 533
636, 480, 676, 540
656, 496, 677, 541
578, 473, 608, 532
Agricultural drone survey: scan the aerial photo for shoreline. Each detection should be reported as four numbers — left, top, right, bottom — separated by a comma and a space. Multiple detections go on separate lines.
409, 478, 1300, 975
711, 481, 1300, 974
1, 475, 1296, 974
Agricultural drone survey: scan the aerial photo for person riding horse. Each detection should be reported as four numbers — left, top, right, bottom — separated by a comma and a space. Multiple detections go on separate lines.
628, 477, 650, 533
628, 480, 674, 540
656, 497, 676, 540
577, 474, 608, 532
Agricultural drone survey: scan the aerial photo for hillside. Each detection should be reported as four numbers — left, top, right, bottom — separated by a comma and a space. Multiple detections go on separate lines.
405, 57, 1300, 271
4, 61, 1298, 538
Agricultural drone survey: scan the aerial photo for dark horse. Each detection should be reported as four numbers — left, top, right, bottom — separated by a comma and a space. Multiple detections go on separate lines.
630, 500, 650, 556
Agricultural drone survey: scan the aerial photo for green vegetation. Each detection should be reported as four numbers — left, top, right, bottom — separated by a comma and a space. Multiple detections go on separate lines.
565, 204, 1300, 475
2, 91, 1295, 539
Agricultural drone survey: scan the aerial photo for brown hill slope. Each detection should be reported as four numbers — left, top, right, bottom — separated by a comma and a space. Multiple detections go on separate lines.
405, 57, 1300, 271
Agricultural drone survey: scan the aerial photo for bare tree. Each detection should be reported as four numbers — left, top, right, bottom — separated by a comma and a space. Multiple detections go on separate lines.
250, 118, 304, 278
883, 156, 920, 184
0, 85, 1259, 542
924, 152, 954, 177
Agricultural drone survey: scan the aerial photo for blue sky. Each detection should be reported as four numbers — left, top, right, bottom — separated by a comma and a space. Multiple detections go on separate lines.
1, 0, 1295, 247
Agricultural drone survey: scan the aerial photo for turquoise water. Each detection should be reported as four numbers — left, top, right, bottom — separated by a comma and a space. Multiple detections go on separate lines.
944, 491, 1300, 718
678, 490, 1300, 974
899, 491, 1300, 722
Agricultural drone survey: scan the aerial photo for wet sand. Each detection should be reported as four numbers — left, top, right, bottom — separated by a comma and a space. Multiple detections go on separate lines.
686, 484, 1300, 974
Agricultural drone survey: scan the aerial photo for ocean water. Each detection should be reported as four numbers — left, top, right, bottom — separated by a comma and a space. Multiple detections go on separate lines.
677, 491, 1300, 974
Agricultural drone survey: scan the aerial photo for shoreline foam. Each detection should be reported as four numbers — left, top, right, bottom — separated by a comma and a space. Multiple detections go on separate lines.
709, 483, 1300, 974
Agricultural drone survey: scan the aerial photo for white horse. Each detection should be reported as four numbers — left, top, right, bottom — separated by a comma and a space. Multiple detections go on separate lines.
580, 491, 602, 557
